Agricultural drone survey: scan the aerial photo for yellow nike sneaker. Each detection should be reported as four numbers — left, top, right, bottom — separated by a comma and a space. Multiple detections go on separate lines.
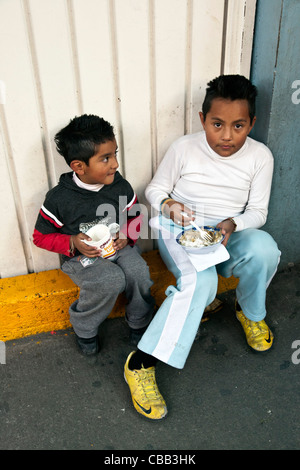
235, 301, 274, 351
124, 352, 167, 420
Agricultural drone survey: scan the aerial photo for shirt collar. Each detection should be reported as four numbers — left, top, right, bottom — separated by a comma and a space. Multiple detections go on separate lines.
72, 172, 104, 192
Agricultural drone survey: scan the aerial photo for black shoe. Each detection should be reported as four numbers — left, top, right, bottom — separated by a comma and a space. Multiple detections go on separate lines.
129, 326, 148, 347
75, 334, 100, 356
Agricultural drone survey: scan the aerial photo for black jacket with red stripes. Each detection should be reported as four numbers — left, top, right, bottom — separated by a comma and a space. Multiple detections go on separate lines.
33, 171, 142, 260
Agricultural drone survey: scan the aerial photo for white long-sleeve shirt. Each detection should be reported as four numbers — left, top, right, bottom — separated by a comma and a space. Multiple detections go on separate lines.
145, 131, 274, 231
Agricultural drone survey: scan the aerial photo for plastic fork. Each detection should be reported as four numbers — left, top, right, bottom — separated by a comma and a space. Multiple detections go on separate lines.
181, 212, 213, 243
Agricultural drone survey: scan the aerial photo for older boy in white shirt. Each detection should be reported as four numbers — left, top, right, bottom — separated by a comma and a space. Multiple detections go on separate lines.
124, 75, 281, 420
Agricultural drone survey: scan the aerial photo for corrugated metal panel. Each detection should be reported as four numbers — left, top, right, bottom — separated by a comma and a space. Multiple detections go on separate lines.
0, 0, 256, 278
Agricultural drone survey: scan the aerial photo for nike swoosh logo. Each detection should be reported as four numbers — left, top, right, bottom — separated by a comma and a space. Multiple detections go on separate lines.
265, 331, 272, 343
134, 399, 152, 415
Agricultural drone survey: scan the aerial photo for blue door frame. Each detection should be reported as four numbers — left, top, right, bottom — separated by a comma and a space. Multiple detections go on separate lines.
250, 0, 300, 268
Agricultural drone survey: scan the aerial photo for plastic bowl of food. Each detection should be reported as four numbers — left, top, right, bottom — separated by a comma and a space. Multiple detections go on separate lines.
176, 226, 224, 254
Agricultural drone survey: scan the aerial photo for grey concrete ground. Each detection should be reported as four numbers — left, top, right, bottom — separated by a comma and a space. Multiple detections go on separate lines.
0, 264, 299, 452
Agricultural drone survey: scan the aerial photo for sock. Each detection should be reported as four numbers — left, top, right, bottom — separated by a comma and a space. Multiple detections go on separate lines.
129, 349, 158, 370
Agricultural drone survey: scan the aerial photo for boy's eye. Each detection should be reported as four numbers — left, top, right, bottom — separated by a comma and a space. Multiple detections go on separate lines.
235, 124, 243, 129
214, 123, 222, 128
101, 151, 118, 163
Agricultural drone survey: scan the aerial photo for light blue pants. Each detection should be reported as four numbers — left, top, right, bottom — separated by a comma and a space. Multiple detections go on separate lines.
138, 218, 281, 369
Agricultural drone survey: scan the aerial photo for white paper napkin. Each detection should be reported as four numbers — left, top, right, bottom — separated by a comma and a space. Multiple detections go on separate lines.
149, 216, 230, 272
187, 243, 229, 271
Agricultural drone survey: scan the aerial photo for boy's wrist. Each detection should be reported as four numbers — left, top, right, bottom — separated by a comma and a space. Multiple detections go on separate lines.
160, 197, 173, 215
69, 235, 75, 255
224, 217, 237, 232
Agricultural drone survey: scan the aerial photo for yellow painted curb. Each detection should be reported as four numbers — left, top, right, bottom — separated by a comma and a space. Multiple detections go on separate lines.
0, 250, 238, 342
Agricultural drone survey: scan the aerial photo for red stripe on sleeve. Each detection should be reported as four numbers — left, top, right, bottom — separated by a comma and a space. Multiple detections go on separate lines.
39, 209, 62, 229
33, 229, 73, 257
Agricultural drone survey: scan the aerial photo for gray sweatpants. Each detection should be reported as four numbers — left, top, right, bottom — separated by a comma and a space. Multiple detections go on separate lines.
61, 245, 155, 338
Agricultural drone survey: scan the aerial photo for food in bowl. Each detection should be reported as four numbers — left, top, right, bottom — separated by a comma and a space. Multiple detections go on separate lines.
177, 226, 224, 253
179, 228, 223, 247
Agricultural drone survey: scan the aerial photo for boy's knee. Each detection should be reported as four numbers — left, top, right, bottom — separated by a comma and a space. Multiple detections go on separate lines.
88, 265, 126, 297
107, 268, 126, 294
122, 251, 151, 281
242, 229, 280, 264
197, 267, 218, 299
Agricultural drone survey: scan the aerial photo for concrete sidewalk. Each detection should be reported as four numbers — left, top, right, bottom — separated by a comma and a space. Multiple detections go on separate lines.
0, 264, 299, 451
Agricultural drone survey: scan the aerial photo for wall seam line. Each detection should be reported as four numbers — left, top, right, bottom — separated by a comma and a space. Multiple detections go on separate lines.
184, 0, 193, 136
148, 0, 158, 175
0, 106, 33, 274
66, 0, 84, 115
108, 0, 125, 177
22, 0, 57, 190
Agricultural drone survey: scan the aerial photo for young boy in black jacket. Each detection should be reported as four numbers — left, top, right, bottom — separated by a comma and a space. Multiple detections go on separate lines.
33, 114, 155, 355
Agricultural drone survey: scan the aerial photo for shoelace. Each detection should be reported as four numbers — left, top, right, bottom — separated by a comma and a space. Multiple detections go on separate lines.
135, 368, 162, 402
243, 316, 268, 338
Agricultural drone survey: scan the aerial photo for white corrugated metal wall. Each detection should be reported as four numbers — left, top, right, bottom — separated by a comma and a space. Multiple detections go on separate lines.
0, 0, 256, 278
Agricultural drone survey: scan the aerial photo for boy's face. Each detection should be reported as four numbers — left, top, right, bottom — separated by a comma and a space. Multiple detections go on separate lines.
72, 138, 119, 185
199, 98, 256, 157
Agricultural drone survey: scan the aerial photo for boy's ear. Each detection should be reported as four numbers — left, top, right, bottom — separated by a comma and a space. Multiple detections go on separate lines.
199, 112, 205, 128
249, 116, 257, 132
70, 160, 86, 175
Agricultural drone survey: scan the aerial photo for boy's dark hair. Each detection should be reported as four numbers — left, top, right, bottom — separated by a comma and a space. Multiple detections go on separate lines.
202, 74, 257, 123
54, 114, 115, 166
